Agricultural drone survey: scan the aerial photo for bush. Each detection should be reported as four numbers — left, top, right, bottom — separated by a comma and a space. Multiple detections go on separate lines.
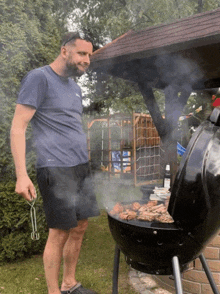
0, 181, 48, 263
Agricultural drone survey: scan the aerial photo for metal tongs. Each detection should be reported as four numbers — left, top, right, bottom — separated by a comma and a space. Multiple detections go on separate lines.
27, 192, 40, 240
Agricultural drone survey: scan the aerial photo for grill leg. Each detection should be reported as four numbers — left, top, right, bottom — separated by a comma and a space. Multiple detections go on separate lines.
172, 256, 184, 294
112, 245, 120, 294
199, 254, 220, 294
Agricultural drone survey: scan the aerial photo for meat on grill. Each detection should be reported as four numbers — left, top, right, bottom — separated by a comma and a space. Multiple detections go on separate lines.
110, 200, 174, 223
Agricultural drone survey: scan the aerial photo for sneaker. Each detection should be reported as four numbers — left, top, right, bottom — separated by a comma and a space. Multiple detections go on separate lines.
61, 283, 97, 294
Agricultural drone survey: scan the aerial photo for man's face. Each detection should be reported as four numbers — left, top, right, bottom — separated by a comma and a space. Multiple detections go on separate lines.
65, 39, 93, 77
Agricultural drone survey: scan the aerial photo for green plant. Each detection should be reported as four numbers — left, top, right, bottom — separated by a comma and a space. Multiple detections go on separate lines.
0, 181, 48, 263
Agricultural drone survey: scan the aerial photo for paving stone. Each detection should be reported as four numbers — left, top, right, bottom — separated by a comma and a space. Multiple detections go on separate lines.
138, 272, 149, 278
129, 270, 172, 294
140, 276, 158, 288
141, 290, 155, 294
129, 270, 139, 278
130, 277, 142, 285
137, 284, 151, 292
154, 288, 173, 294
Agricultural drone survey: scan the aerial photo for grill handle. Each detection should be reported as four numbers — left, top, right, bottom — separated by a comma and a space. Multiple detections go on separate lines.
209, 106, 220, 126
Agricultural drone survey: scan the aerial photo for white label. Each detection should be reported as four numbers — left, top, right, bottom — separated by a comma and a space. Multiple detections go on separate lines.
164, 178, 170, 188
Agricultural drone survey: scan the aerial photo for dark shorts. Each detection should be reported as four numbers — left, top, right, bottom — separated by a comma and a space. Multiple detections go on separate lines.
36, 163, 100, 230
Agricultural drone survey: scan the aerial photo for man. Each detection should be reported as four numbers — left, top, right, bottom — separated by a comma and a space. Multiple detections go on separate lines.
10, 32, 100, 294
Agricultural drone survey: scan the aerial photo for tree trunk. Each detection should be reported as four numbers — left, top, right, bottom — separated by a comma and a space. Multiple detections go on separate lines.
197, 0, 203, 13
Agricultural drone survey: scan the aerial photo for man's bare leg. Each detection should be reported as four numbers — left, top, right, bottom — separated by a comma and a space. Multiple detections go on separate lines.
61, 219, 88, 291
43, 228, 69, 294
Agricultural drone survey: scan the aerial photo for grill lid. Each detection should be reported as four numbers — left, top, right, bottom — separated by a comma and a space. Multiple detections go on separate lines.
168, 107, 220, 240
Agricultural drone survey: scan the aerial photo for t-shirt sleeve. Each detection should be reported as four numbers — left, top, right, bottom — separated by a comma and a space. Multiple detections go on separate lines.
17, 68, 47, 109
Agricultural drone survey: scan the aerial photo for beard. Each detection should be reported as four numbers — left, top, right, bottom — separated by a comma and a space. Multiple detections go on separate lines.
66, 60, 85, 77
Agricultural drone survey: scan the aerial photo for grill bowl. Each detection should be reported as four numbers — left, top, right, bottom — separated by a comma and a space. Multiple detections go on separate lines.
108, 212, 203, 275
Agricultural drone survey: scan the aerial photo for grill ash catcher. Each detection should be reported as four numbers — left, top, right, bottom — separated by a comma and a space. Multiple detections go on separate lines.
108, 107, 220, 294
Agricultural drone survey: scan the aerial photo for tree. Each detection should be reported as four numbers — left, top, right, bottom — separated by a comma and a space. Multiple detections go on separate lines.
64, 0, 220, 43
0, 0, 61, 181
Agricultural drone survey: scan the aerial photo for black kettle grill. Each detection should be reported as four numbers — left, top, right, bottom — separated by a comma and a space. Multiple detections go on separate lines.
108, 107, 220, 294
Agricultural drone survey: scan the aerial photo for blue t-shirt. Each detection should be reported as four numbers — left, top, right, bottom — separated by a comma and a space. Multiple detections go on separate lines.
17, 65, 89, 168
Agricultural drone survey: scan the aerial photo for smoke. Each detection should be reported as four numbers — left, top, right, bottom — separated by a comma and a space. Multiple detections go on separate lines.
155, 53, 204, 89
93, 173, 142, 210
154, 52, 205, 141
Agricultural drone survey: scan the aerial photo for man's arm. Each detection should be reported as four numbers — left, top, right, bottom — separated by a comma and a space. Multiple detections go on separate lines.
10, 104, 36, 201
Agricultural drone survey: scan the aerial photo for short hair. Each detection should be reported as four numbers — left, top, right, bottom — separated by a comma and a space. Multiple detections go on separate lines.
61, 32, 93, 47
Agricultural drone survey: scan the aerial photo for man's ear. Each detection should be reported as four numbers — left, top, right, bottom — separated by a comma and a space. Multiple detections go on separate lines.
61, 46, 68, 59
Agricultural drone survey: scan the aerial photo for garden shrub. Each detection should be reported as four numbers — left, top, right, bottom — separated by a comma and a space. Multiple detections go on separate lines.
0, 180, 48, 263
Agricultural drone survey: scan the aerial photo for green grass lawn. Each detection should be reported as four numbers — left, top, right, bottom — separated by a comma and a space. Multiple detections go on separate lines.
0, 211, 138, 294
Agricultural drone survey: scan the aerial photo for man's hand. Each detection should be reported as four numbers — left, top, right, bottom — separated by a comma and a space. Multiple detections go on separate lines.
15, 175, 36, 201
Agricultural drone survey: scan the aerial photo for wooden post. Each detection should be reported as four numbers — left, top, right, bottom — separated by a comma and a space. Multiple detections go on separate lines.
138, 83, 191, 189
133, 112, 137, 186
108, 115, 112, 178
120, 120, 123, 177
164, 85, 191, 187
87, 120, 91, 162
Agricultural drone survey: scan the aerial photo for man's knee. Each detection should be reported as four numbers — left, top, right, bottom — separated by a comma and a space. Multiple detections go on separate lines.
70, 219, 88, 235
47, 228, 70, 245
78, 219, 88, 230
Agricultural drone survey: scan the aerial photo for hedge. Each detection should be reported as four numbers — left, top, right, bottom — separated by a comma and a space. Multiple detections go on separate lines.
0, 180, 48, 263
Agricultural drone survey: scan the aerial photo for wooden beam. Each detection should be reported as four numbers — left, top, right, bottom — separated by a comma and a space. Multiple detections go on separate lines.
164, 84, 192, 130
138, 83, 191, 188
193, 78, 220, 90
138, 83, 168, 141
163, 85, 191, 187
